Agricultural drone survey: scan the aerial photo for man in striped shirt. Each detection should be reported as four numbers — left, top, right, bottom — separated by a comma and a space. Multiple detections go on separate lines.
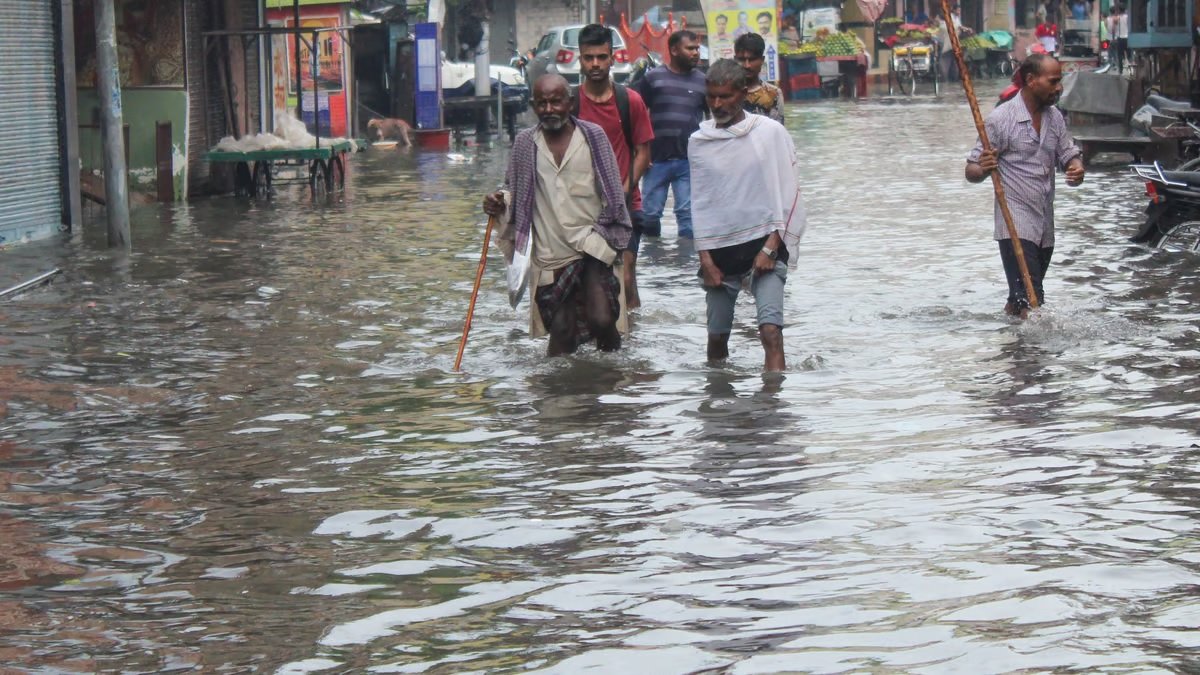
966, 53, 1084, 318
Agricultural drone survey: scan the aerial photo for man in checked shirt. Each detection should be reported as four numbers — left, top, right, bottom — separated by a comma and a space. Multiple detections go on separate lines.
966, 53, 1085, 319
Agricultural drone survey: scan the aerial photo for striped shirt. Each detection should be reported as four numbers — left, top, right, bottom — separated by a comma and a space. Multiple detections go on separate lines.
968, 96, 1081, 247
633, 65, 707, 162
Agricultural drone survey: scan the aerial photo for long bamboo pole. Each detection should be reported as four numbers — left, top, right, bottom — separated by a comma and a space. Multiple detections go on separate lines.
939, 0, 1040, 310
454, 215, 497, 371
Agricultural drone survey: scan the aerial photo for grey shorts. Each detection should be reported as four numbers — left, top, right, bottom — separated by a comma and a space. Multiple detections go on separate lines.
704, 262, 787, 334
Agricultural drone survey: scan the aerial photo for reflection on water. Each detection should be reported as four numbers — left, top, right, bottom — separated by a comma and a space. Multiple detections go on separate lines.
3, 91, 1200, 672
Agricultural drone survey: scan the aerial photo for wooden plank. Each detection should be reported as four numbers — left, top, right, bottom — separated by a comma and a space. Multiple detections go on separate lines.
156, 121, 174, 202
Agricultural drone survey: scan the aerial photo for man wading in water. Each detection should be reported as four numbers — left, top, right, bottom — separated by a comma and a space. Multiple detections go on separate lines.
689, 59, 806, 371
484, 74, 632, 356
574, 23, 654, 309
966, 53, 1084, 319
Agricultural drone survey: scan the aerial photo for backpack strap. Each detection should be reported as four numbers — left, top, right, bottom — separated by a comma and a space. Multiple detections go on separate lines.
576, 82, 638, 201
613, 83, 634, 156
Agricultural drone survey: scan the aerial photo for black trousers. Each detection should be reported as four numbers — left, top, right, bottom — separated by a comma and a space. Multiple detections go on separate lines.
1115, 38, 1129, 72
998, 238, 1053, 309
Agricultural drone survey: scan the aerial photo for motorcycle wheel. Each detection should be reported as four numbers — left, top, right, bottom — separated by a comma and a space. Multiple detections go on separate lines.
1149, 219, 1200, 251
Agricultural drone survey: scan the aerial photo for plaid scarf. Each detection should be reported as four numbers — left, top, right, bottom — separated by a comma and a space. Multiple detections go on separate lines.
534, 258, 621, 350
502, 118, 632, 255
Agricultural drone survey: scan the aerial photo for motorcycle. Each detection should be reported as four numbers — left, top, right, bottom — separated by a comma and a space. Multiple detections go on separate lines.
1129, 161, 1200, 250
1128, 96, 1200, 250
508, 40, 533, 82
628, 44, 663, 89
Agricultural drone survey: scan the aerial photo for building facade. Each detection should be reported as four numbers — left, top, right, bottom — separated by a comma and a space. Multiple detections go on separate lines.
265, 0, 355, 138
73, 0, 264, 202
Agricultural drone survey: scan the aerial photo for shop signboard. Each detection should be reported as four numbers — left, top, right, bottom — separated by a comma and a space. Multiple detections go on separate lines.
706, 0, 780, 81
267, 5, 349, 137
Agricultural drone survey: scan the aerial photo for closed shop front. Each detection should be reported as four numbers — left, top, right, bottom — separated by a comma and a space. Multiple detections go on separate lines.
0, 1, 64, 245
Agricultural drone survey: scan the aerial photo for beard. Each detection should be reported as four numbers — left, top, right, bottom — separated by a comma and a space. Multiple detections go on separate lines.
540, 115, 565, 131
712, 109, 734, 124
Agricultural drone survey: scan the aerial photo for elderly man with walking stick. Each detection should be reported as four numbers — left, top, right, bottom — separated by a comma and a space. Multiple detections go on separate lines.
482, 74, 632, 357
965, 53, 1084, 319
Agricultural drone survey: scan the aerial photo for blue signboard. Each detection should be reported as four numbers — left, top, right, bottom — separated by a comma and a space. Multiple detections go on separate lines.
414, 22, 442, 129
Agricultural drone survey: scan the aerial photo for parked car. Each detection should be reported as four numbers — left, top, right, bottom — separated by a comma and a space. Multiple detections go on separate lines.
526, 25, 633, 86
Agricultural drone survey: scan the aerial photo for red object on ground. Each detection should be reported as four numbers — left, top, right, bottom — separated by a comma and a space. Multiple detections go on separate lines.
414, 128, 451, 151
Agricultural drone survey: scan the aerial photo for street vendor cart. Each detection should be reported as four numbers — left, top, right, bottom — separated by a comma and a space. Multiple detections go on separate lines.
206, 140, 353, 200
889, 42, 939, 95
202, 22, 357, 199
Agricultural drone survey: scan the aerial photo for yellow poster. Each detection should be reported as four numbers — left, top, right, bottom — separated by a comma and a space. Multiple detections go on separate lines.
706, 6, 780, 81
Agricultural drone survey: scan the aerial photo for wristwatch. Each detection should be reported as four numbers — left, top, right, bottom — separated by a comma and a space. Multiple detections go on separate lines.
760, 246, 777, 260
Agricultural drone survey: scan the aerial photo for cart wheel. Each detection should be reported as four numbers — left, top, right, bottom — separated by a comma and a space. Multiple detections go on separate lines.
234, 162, 253, 197
330, 155, 345, 191
888, 61, 897, 95
933, 61, 941, 96
252, 161, 272, 198
896, 59, 916, 96
310, 159, 328, 200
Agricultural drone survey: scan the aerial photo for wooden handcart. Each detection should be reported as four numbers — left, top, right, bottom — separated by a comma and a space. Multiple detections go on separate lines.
205, 139, 353, 199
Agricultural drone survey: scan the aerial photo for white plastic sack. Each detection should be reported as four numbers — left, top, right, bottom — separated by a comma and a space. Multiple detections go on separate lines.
507, 234, 532, 309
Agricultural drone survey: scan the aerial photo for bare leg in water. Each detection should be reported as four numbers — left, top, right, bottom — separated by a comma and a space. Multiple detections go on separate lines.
759, 323, 785, 372
582, 256, 621, 351
622, 250, 641, 310
708, 333, 730, 362
546, 257, 621, 356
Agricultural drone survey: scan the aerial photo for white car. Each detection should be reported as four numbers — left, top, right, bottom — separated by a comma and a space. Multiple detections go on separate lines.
526, 25, 634, 86
441, 61, 527, 90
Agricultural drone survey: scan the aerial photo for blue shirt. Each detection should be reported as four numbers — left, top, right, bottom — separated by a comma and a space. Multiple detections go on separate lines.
633, 65, 707, 162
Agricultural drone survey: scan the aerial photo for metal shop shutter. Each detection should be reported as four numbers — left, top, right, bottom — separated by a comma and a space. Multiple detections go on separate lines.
0, 1, 61, 242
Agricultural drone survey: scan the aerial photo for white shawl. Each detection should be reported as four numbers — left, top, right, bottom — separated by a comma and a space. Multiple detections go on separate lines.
687, 114, 807, 266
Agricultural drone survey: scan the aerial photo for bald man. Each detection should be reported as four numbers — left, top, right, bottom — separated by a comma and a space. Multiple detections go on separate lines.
484, 75, 633, 356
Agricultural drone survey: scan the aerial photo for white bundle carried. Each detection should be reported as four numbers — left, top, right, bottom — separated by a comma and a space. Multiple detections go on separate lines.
212, 112, 358, 153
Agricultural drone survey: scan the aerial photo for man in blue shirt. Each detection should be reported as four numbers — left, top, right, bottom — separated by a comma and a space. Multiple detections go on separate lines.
633, 30, 707, 239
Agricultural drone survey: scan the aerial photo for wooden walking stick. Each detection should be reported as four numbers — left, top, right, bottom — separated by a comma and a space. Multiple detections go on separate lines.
940, 0, 1040, 310
454, 215, 497, 371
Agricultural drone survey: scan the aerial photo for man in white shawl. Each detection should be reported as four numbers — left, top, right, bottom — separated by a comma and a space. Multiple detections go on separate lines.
688, 58, 806, 372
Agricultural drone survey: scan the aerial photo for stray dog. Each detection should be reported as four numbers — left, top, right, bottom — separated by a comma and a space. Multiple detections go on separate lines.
367, 118, 412, 146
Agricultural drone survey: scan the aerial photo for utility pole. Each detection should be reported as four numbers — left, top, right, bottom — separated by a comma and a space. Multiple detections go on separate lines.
294, 0, 303, 121
93, 0, 130, 248
475, 21, 491, 137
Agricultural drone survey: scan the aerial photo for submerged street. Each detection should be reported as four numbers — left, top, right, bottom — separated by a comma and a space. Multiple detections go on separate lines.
4, 88, 1200, 672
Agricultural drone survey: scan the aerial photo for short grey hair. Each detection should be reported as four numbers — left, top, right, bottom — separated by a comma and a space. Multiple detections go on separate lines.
706, 58, 748, 90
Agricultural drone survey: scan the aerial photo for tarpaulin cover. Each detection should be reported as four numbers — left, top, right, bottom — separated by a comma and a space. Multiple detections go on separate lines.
1059, 69, 1129, 117
981, 30, 1014, 49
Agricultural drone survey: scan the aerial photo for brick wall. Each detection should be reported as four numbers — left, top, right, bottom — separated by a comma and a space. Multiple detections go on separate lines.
514, 0, 585, 56
185, 0, 208, 197
185, 0, 262, 198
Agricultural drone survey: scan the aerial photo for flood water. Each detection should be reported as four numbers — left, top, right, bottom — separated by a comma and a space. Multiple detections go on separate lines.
4, 86, 1200, 673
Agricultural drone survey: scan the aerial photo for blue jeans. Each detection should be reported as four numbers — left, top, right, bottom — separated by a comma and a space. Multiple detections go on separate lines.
641, 158, 692, 238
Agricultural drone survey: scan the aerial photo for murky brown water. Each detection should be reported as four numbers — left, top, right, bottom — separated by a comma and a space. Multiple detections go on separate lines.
4, 87, 1200, 673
